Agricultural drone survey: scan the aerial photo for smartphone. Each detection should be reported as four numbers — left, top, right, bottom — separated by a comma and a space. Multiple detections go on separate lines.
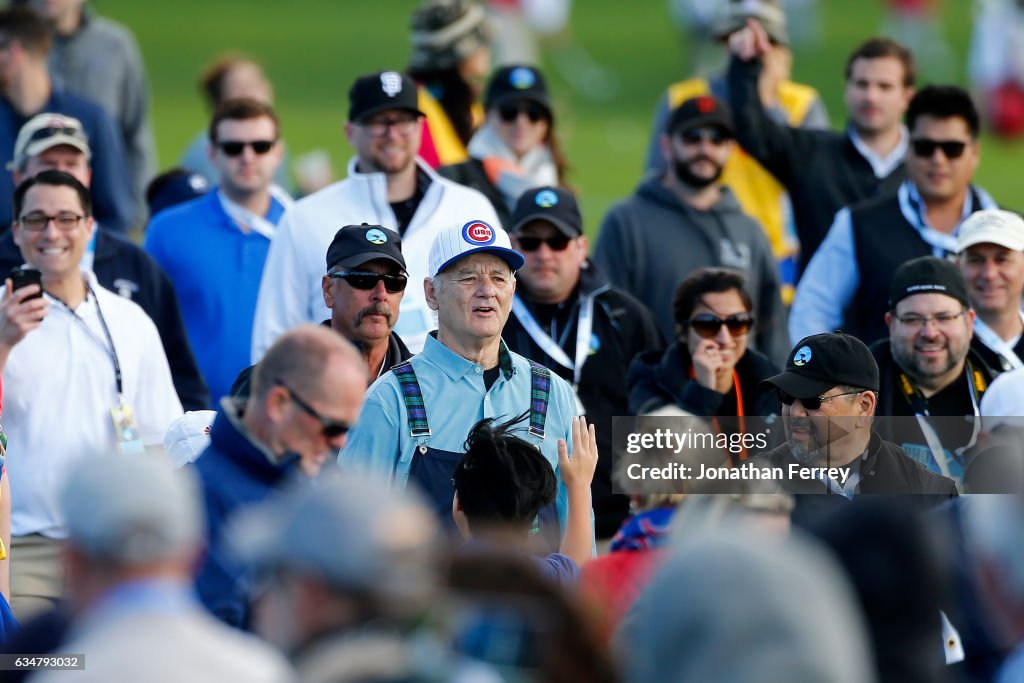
9, 265, 42, 300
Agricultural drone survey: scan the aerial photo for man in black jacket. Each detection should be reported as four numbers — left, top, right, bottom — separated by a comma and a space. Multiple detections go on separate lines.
727, 24, 914, 273
758, 331, 957, 526
0, 112, 208, 410
502, 186, 663, 538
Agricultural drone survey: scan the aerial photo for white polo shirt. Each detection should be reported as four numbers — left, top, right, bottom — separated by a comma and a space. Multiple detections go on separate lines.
3, 272, 183, 538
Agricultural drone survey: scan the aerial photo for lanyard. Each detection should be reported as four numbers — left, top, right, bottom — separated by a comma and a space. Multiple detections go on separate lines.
687, 367, 748, 460
972, 314, 1024, 371
898, 361, 986, 477
511, 294, 594, 390
50, 284, 123, 396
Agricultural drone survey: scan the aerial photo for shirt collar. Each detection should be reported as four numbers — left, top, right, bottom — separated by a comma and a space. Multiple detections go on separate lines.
421, 332, 515, 382
848, 125, 908, 178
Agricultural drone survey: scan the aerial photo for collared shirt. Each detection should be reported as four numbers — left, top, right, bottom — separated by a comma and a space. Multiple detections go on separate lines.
340, 333, 581, 531
790, 180, 998, 344
848, 125, 908, 179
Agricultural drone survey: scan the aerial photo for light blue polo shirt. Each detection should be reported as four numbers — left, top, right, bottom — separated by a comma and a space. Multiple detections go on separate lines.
340, 333, 581, 532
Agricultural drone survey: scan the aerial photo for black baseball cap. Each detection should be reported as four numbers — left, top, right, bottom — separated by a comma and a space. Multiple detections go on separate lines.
666, 95, 735, 137
348, 71, 425, 123
484, 65, 551, 112
888, 256, 970, 311
761, 332, 880, 398
326, 224, 406, 272
509, 186, 581, 237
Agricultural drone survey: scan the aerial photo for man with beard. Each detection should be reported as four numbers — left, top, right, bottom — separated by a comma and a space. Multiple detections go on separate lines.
758, 331, 956, 526
871, 256, 995, 489
231, 224, 411, 396
594, 95, 787, 362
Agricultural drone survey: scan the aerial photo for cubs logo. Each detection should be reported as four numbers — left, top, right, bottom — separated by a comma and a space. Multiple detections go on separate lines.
792, 345, 812, 367
462, 220, 495, 245
365, 228, 388, 245
535, 189, 558, 208
380, 71, 403, 98
509, 66, 536, 90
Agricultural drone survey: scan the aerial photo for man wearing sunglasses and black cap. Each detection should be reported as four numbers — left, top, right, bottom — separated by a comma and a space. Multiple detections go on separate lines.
792, 85, 998, 346
503, 186, 662, 539
231, 224, 412, 395
759, 331, 957, 525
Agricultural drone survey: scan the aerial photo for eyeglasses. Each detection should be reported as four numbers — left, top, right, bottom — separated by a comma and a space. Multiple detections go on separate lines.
276, 379, 352, 439
359, 115, 420, 138
894, 310, 967, 331
328, 270, 408, 293
910, 138, 968, 159
516, 235, 572, 252
27, 125, 82, 145
687, 313, 754, 338
497, 102, 547, 123
217, 139, 277, 156
679, 127, 730, 145
779, 390, 863, 411
18, 212, 85, 232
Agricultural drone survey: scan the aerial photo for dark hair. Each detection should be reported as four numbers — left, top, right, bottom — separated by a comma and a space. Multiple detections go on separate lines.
14, 170, 91, 220
452, 413, 556, 530
906, 85, 980, 138
0, 6, 52, 57
198, 54, 268, 109
408, 66, 476, 147
672, 268, 754, 330
208, 98, 280, 143
844, 37, 916, 88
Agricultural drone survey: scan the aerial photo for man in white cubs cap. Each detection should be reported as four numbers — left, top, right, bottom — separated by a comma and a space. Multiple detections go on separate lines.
341, 219, 586, 549
956, 209, 1024, 375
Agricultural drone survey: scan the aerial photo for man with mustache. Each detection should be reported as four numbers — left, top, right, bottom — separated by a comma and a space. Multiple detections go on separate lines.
594, 94, 787, 363
231, 224, 411, 394
759, 331, 956, 525
871, 256, 996, 488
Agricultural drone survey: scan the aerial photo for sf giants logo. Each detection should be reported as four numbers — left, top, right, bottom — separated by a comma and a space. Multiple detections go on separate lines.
380, 72, 403, 98
462, 220, 495, 245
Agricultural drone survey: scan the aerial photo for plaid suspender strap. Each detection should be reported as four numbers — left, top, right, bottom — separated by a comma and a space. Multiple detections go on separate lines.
392, 362, 431, 438
528, 361, 551, 438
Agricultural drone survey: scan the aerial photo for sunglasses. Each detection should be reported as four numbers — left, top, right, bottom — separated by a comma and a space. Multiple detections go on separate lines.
688, 313, 754, 338
498, 102, 548, 123
28, 125, 81, 144
328, 270, 408, 293
910, 138, 968, 159
516, 235, 572, 252
778, 390, 863, 411
680, 127, 730, 145
217, 139, 277, 156
276, 379, 351, 439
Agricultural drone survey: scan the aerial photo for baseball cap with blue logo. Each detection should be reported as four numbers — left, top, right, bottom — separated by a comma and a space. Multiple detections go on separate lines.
484, 64, 551, 112
428, 219, 525, 277
760, 332, 880, 398
326, 223, 406, 272
510, 186, 582, 237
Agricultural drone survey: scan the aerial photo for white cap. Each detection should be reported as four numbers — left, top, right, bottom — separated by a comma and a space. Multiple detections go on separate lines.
956, 209, 1024, 254
163, 410, 216, 467
60, 455, 203, 564
981, 368, 1024, 433
11, 113, 91, 171
427, 219, 525, 278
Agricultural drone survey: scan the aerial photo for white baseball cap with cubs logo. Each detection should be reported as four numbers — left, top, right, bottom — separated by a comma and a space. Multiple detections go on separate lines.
428, 219, 525, 277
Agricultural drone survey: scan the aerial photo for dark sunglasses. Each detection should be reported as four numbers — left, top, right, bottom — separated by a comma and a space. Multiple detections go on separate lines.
688, 313, 753, 338
328, 270, 408, 293
680, 127, 730, 145
910, 138, 967, 159
516, 235, 572, 252
28, 125, 81, 144
498, 101, 548, 123
276, 379, 351, 439
218, 139, 277, 156
778, 390, 863, 411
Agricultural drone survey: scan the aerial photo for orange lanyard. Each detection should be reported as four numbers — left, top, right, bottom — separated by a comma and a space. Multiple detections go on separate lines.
689, 367, 748, 461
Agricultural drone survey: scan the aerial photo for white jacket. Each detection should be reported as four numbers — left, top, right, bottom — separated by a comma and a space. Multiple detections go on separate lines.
251, 157, 500, 360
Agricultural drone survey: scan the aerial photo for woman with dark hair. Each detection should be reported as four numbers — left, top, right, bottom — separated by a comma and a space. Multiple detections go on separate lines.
441, 64, 570, 228
627, 267, 779, 419
408, 0, 492, 169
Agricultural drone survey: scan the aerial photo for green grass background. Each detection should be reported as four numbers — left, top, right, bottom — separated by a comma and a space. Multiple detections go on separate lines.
97, 0, 1020, 236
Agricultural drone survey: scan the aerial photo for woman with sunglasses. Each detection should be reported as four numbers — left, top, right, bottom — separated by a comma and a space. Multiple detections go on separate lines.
628, 268, 779, 422
440, 64, 569, 229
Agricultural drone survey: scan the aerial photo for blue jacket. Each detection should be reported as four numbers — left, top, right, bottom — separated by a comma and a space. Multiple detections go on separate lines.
192, 403, 296, 629
0, 89, 134, 232
145, 191, 284, 405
